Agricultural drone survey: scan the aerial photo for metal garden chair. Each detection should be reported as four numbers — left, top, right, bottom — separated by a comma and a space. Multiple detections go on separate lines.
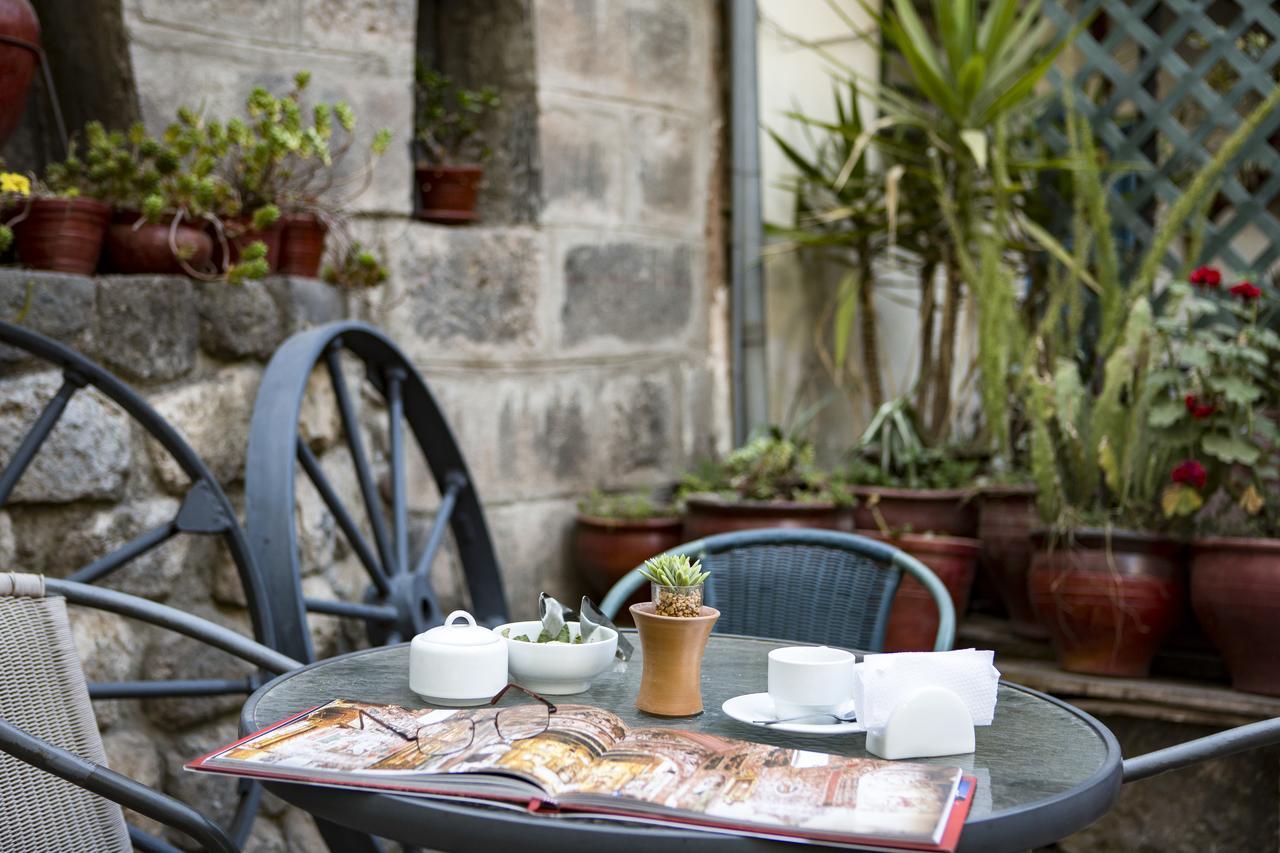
244, 321, 508, 665
0, 320, 288, 845
0, 571, 301, 852
600, 527, 957, 651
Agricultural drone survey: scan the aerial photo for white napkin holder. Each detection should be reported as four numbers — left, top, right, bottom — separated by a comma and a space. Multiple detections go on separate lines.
864, 685, 975, 760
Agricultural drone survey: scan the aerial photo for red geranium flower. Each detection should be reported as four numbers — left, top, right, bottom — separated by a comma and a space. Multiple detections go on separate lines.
1189, 266, 1222, 288
1171, 459, 1207, 490
1229, 281, 1262, 301
1184, 394, 1215, 419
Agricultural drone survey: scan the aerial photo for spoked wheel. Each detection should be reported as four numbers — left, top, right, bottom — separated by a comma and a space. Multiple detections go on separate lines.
0, 321, 273, 847
245, 321, 508, 665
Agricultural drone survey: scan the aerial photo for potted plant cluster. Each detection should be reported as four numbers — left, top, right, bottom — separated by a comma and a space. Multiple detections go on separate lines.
572, 490, 683, 621
413, 64, 500, 224
0, 71, 391, 283
678, 429, 853, 539
631, 555, 718, 717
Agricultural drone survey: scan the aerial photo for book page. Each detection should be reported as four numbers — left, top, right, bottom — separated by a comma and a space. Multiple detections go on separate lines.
206, 700, 627, 797
562, 728, 959, 844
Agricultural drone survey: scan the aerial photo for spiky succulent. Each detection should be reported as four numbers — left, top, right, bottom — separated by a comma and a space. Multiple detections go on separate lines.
640, 554, 709, 588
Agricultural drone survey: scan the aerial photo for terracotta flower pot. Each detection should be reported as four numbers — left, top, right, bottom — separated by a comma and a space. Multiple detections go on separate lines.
278, 212, 328, 278
211, 217, 283, 273
415, 164, 482, 224
13, 197, 110, 275
861, 531, 981, 652
0, 0, 39, 147
682, 494, 852, 540
103, 212, 214, 276
978, 484, 1045, 638
631, 602, 719, 716
573, 515, 684, 624
851, 486, 979, 538
1028, 529, 1186, 677
1190, 537, 1280, 696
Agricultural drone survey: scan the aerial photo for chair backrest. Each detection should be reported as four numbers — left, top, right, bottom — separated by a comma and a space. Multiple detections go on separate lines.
245, 321, 508, 664
0, 573, 130, 851
600, 528, 956, 651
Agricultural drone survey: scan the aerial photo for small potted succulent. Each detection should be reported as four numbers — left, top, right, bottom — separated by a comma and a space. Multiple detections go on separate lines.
572, 489, 683, 618
630, 555, 719, 717
679, 428, 854, 538
321, 240, 389, 290
413, 64, 499, 224
3, 139, 111, 275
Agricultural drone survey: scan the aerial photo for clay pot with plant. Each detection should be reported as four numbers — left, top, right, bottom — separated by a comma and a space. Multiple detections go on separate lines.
1149, 268, 1280, 695
1, 138, 111, 275
679, 429, 853, 539
631, 555, 718, 717
573, 490, 683, 623
413, 65, 499, 224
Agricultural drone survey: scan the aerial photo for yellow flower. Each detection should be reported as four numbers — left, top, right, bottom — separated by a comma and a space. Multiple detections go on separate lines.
0, 172, 30, 196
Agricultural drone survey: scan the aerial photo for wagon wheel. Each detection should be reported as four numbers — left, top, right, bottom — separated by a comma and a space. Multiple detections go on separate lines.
0, 321, 272, 847
245, 321, 508, 665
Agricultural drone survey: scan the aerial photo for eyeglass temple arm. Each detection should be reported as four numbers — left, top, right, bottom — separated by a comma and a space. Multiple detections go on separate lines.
489, 683, 557, 712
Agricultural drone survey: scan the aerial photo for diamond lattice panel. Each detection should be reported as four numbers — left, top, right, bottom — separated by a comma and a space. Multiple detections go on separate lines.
1045, 0, 1280, 275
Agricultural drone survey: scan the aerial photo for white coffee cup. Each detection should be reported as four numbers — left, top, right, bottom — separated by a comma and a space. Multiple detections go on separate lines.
768, 645, 856, 719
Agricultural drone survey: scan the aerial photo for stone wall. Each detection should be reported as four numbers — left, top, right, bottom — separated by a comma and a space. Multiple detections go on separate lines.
2, 1, 729, 848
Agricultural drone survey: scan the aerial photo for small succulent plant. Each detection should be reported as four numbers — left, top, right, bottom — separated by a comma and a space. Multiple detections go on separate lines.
641, 555, 709, 618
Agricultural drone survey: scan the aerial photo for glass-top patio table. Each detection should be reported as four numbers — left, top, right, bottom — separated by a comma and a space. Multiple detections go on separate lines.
240, 634, 1122, 852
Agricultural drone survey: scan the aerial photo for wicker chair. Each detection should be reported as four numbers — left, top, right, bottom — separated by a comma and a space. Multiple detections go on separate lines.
600, 528, 956, 651
0, 572, 300, 852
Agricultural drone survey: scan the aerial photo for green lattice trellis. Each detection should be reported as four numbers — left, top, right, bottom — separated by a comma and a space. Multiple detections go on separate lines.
1044, 0, 1280, 276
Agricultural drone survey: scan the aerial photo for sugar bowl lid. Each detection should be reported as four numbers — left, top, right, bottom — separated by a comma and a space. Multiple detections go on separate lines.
418, 610, 500, 647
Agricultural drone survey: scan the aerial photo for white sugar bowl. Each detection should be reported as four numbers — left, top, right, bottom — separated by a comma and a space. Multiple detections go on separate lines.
409, 610, 508, 706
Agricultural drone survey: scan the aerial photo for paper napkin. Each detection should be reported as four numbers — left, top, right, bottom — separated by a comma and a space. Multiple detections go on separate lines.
853, 648, 1000, 731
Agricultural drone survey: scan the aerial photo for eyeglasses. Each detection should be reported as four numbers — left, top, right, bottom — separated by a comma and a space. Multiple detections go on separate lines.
341, 684, 558, 757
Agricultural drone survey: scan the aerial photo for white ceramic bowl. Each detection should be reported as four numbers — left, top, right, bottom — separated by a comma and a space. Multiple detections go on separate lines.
495, 621, 618, 695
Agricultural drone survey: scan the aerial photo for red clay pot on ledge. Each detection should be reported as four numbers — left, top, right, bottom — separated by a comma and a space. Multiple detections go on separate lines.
0, 0, 39, 147
1190, 537, 1280, 696
415, 164, 482, 224
573, 514, 684, 625
682, 494, 852, 540
851, 486, 979, 538
861, 530, 981, 652
13, 197, 110, 275
1028, 528, 1186, 677
103, 211, 214, 276
277, 212, 328, 278
210, 217, 283, 273
978, 483, 1045, 638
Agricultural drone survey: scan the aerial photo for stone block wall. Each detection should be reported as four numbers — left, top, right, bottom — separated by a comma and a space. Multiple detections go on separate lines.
1, 1, 730, 848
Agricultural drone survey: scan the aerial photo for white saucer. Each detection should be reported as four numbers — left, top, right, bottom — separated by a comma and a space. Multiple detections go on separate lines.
721, 693, 864, 735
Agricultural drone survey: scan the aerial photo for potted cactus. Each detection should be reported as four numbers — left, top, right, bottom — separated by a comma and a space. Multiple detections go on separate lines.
630, 555, 719, 717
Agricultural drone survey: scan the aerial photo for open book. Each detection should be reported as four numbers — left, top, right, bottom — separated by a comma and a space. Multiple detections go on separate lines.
189, 699, 975, 851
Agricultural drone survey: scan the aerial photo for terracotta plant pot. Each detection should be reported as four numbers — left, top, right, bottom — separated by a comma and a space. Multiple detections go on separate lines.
862, 531, 981, 652
978, 484, 1045, 638
211, 217, 283, 273
631, 602, 719, 716
0, 0, 39, 147
103, 212, 214, 276
573, 515, 684, 624
415, 164, 482, 224
13, 197, 110, 275
1028, 529, 1186, 677
851, 486, 979, 538
1190, 537, 1280, 695
682, 494, 852, 540
278, 212, 328, 278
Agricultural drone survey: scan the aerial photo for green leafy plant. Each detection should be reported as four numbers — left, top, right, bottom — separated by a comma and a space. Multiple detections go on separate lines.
1151, 270, 1280, 534
414, 64, 500, 165
578, 490, 677, 521
321, 240, 388, 289
846, 398, 980, 489
678, 428, 853, 505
